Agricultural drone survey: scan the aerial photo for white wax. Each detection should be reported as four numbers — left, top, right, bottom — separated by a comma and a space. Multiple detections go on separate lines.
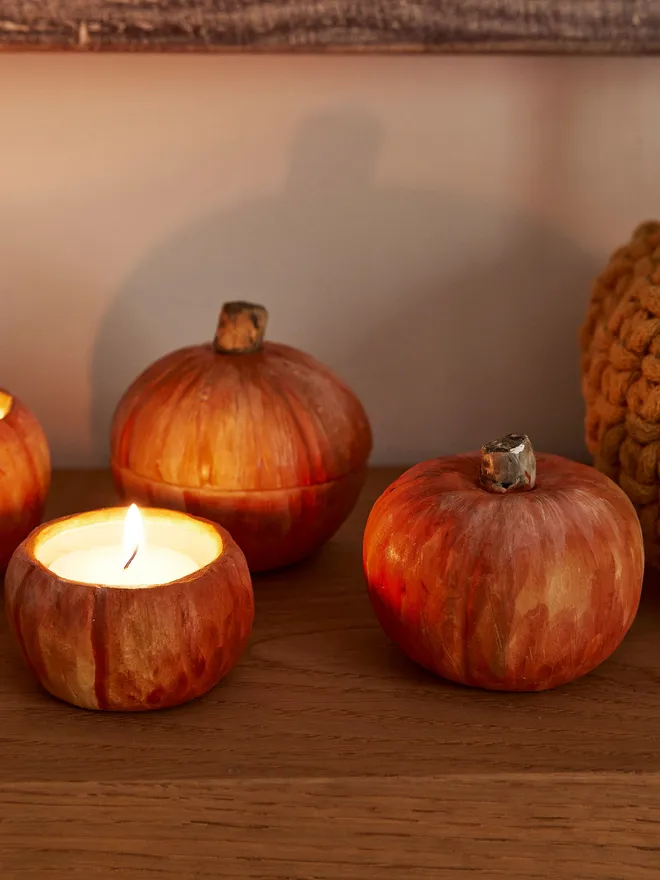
50, 545, 199, 586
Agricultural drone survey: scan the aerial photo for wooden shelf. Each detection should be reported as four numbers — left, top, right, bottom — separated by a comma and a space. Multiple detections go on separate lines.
1, 468, 659, 878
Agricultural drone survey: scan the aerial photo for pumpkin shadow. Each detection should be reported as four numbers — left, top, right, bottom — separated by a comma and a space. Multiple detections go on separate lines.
91, 107, 598, 465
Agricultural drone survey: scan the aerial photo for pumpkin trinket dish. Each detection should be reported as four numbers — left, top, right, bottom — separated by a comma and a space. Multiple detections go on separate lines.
363, 433, 644, 692
111, 302, 372, 571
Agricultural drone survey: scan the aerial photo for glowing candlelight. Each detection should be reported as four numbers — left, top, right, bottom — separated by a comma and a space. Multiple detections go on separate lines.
48, 504, 199, 586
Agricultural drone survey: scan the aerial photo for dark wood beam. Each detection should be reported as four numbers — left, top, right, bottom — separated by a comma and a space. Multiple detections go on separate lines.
0, 1, 659, 54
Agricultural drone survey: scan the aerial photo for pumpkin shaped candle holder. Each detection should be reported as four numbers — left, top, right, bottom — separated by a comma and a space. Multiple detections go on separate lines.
0, 388, 50, 571
363, 433, 644, 692
111, 302, 372, 571
5, 507, 254, 711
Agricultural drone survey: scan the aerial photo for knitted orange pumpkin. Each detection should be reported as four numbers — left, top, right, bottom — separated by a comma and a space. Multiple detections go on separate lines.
581, 220, 660, 565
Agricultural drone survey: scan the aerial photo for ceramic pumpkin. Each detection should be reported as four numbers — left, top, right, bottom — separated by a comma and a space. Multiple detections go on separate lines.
111, 302, 372, 571
363, 433, 644, 692
5, 508, 253, 711
0, 388, 50, 571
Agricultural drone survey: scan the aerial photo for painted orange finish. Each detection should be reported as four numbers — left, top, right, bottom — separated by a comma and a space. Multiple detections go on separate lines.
111, 339, 372, 571
363, 452, 644, 691
5, 510, 254, 711
0, 389, 50, 570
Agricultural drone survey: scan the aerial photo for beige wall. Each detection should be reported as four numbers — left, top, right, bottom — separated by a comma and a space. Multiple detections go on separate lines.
1, 54, 657, 467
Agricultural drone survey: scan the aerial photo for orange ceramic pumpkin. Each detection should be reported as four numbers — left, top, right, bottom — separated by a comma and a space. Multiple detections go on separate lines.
363, 433, 644, 692
5, 509, 253, 711
111, 302, 372, 571
0, 388, 51, 570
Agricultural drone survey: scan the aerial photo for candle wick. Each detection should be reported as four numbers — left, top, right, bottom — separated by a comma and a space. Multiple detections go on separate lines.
123, 545, 139, 570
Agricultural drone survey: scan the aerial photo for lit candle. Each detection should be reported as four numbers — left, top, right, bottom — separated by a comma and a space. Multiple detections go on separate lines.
49, 504, 198, 586
4, 506, 254, 711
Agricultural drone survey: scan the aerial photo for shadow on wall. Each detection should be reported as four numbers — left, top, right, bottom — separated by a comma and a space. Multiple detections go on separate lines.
92, 109, 598, 466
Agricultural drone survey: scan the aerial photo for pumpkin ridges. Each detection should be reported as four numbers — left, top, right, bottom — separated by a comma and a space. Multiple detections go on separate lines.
91, 588, 109, 710
0, 393, 50, 569
264, 342, 372, 479
10, 407, 47, 518
113, 348, 202, 469
112, 342, 371, 492
194, 365, 215, 488
0, 405, 48, 502
260, 365, 316, 487
6, 563, 37, 678
243, 350, 315, 488
254, 343, 370, 486
203, 349, 312, 490
260, 345, 360, 485
204, 352, 246, 488
156, 361, 212, 486
129, 352, 212, 484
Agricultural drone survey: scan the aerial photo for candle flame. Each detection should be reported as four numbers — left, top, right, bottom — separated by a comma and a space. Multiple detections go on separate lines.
122, 503, 144, 570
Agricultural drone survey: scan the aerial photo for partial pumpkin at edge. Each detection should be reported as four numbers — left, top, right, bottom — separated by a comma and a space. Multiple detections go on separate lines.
0, 388, 51, 571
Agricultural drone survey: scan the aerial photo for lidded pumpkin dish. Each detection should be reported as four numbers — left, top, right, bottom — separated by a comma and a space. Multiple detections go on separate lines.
111, 302, 372, 571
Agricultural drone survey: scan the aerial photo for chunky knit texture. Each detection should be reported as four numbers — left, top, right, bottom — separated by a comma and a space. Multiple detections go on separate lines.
581, 220, 660, 567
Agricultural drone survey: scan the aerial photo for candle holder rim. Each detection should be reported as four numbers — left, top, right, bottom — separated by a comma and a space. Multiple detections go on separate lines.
13, 506, 230, 591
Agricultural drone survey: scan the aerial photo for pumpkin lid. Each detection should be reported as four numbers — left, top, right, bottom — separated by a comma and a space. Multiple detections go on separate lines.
111, 302, 372, 493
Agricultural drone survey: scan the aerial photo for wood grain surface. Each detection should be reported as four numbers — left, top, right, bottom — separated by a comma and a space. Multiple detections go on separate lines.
2, 468, 660, 878
1, 1, 660, 54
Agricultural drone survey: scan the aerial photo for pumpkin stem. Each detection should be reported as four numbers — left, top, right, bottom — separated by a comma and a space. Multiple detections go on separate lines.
213, 302, 268, 354
479, 433, 536, 494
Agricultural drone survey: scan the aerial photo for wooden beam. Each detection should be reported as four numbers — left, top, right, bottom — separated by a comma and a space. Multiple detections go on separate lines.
0, 1, 659, 54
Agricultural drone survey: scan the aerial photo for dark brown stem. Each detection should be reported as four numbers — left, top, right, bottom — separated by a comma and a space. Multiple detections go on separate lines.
479, 433, 536, 494
123, 545, 138, 570
213, 302, 268, 354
